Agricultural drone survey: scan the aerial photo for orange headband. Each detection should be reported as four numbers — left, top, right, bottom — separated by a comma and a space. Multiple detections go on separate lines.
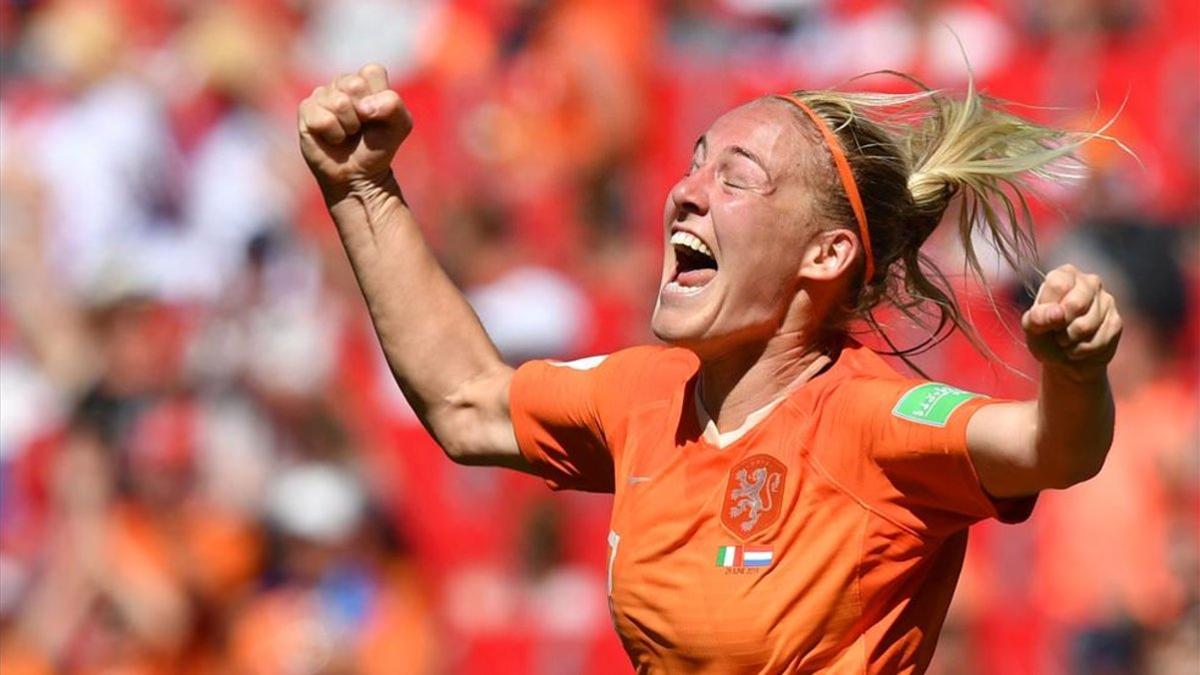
775, 94, 875, 282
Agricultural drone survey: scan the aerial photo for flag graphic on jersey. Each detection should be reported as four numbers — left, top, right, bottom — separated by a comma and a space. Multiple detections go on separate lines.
716, 545, 774, 568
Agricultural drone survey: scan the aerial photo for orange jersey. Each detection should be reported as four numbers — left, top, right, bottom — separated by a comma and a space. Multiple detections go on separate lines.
509, 340, 1035, 674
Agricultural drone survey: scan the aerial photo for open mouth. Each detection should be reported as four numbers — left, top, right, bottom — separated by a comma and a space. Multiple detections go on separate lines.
667, 230, 718, 292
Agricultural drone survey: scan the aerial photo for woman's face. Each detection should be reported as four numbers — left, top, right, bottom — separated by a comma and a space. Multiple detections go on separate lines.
651, 99, 823, 355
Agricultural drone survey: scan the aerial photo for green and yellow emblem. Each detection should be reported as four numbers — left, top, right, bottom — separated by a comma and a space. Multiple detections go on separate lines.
891, 383, 984, 427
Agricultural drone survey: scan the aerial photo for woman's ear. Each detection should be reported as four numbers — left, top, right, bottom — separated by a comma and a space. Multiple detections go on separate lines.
798, 228, 859, 281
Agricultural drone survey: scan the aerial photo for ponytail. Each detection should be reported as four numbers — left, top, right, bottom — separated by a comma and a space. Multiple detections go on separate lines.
780, 77, 1120, 374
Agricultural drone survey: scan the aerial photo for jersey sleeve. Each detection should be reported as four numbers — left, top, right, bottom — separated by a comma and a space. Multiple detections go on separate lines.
834, 378, 1038, 536
508, 349, 660, 493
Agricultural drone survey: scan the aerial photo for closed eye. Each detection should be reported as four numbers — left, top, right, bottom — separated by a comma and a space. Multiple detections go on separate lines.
720, 164, 761, 190
721, 152, 768, 189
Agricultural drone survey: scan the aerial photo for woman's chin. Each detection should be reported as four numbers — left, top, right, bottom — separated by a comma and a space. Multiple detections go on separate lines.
650, 307, 706, 346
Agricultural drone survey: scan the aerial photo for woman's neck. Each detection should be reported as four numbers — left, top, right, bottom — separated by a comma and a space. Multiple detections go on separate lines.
697, 331, 837, 434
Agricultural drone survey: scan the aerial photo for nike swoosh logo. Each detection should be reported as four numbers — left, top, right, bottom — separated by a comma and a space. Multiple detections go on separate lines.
627, 476, 653, 485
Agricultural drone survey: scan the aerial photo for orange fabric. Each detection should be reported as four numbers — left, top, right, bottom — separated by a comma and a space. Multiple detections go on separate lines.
0, 635, 54, 675
509, 340, 1035, 673
107, 501, 261, 607
228, 568, 436, 675
775, 94, 875, 282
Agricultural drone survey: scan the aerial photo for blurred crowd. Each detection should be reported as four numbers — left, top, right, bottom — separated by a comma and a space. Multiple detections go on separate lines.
0, 0, 1195, 673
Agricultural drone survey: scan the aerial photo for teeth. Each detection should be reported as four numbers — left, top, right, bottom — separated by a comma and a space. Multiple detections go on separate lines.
665, 280, 706, 295
669, 231, 715, 260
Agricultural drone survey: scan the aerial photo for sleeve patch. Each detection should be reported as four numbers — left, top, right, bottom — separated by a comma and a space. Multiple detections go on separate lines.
547, 354, 609, 371
891, 383, 985, 427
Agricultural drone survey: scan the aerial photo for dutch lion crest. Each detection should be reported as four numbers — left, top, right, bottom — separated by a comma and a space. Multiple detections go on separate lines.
721, 454, 787, 539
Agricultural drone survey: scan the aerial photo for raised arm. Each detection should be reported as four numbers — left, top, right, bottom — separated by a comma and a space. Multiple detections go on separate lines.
967, 264, 1122, 497
298, 64, 528, 470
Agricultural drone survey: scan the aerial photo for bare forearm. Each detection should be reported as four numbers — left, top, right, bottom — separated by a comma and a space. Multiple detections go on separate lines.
299, 65, 523, 465
325, 172, 504, 425
1034, 363, 1114, 485
968, 368, 1114, 497
970, 261, 1123, 497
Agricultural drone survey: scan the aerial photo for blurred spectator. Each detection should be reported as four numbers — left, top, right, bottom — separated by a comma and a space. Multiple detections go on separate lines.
175, 2, 301, 300
231, 462, 436, 675
441, 203, 591, 362
0, 1, 1195, 673
18, 1, 185, 299
442, 499, 616, 674
1030, 221, 1197, 675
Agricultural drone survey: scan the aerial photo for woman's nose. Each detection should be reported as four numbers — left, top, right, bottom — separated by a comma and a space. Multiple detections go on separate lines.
669, 170, 709, 220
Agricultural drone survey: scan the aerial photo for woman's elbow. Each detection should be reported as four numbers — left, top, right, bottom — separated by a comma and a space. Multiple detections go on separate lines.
1042, 442, 1111, 489
432, 365, 517, 465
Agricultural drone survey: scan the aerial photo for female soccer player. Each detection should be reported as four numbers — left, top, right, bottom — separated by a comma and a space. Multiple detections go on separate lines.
298, 64, 1121, 673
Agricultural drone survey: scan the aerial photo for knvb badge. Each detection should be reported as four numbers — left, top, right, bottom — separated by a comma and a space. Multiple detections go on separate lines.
716, 545, 773, 571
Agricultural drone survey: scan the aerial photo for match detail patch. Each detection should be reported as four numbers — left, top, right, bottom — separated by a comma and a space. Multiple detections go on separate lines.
891, 383, 984, 427
716, 545, 773, 569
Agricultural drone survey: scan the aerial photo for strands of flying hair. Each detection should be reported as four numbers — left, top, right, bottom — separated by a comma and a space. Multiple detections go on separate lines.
786, 65, 1128, 380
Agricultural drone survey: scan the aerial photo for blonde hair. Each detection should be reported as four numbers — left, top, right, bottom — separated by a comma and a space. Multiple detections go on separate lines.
780, 75, 1119, 372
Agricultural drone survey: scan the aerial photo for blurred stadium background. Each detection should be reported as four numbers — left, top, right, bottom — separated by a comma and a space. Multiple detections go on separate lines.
0, 0, 1196, 673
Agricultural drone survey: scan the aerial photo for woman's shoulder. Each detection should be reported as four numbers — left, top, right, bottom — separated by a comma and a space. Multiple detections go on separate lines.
829, 340, 906, 381
537, 345, 696, 439
547, 344, 694, 374
612, 344, 698, 370
541, 344, 698, 404
810, 343, 974, 421
817, 349, 992, 432
598, 344, 698, 394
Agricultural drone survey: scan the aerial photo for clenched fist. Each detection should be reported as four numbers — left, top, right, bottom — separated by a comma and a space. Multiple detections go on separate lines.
298, 63, 412, 191
1022, 264, 1123, 376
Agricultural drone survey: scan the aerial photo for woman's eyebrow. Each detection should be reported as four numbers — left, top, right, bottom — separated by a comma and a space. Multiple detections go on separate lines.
725, 145, 772, 183
730, 145, 769, 174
